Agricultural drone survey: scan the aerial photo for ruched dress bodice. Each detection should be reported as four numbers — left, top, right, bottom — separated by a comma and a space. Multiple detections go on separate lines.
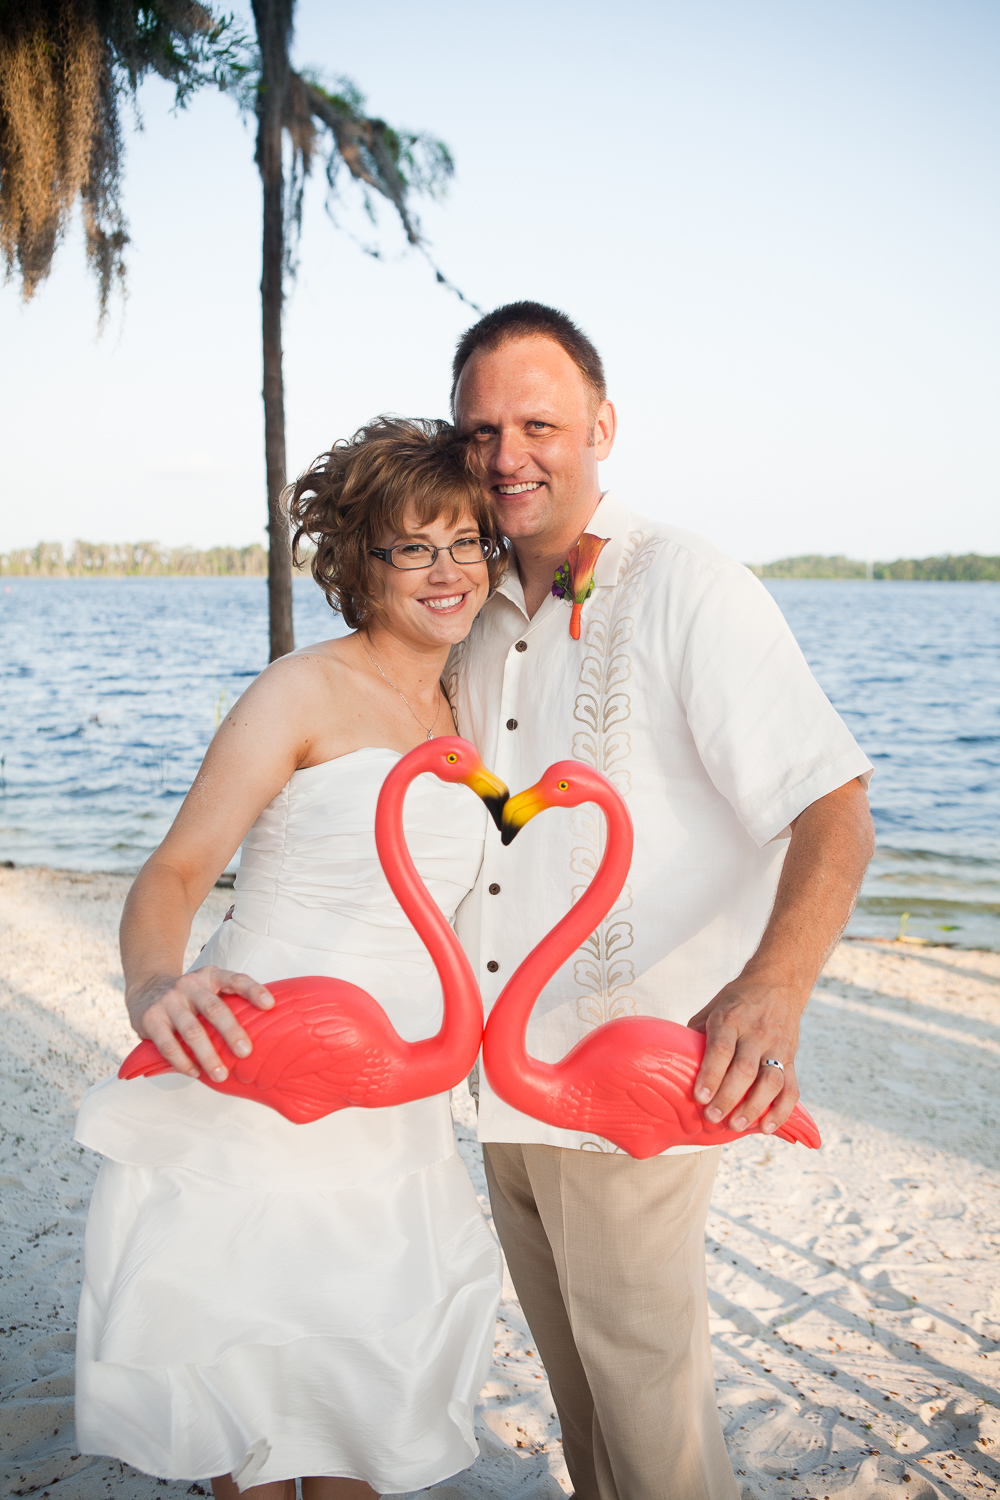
74, 750, 502, 1495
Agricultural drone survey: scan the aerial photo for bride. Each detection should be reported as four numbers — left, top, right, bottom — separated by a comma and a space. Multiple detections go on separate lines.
74, 418, 507, 1499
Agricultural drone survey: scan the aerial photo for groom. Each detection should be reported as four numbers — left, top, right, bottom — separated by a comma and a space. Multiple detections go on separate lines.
448, 302, 874, 1500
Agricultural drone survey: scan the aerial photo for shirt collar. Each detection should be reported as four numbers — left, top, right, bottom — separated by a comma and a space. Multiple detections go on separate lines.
494, 490, 631, 615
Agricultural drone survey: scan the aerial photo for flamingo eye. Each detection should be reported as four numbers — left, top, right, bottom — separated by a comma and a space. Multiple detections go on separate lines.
446, 753, 458, 764
558, 780, 569, 791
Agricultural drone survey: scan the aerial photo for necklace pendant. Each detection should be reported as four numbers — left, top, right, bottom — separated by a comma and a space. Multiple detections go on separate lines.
427, 730, 434, 740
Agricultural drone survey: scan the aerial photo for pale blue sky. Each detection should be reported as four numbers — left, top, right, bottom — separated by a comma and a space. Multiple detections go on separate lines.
2, 0, 997, 563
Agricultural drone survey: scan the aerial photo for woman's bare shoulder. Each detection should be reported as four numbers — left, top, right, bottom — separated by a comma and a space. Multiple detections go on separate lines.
253, 635, 360, 689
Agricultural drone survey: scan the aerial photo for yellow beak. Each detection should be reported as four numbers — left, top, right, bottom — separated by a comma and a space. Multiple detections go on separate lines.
500, 783, 550, 845
463, 763, 510, 832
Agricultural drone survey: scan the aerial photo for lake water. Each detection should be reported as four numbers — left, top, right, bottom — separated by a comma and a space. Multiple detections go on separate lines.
1, 577, 998, 948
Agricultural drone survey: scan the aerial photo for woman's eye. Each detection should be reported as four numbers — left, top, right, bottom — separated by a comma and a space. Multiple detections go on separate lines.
398, 544, 430, 557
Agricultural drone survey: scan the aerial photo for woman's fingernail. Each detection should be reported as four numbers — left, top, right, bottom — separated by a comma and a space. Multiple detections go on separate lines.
212, 1066, 227, 1082
234, 1040, 251, 1058
763, 1121, 777, 1134
695, 1087, 711, 1103
706, 1107, 722, 1123
732, 1116, 747, 1132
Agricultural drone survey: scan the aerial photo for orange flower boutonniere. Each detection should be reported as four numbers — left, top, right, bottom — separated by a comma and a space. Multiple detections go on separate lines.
551, 533, 610, 639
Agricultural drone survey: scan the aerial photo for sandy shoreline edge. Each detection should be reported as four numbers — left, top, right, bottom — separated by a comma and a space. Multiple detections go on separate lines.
2, 866, 998, 1500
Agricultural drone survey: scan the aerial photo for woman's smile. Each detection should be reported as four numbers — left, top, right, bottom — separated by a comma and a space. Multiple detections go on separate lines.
419, 591, 470, 614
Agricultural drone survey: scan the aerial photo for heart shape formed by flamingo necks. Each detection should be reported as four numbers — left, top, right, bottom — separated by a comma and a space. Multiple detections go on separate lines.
117, 738, 509, 1123
481, 761, 822, 1159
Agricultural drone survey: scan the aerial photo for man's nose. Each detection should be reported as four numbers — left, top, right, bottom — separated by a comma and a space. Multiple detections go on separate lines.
490, 426, 529, 477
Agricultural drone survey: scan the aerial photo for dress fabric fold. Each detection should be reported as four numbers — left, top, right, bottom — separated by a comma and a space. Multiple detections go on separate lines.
75, 750, 502, 1494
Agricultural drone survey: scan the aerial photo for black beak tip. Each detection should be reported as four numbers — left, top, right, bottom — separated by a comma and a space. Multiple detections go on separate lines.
500, 821, 521, 846
483, 792, 509, 833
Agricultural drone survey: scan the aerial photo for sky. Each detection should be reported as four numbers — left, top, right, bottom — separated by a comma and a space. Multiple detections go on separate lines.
1, 0, 998, 565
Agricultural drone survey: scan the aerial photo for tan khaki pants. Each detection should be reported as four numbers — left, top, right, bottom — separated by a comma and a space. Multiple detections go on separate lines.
483, 1142, 739, 1500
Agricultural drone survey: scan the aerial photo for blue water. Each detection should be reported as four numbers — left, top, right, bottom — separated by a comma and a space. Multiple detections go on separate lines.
1, 577, 998, 946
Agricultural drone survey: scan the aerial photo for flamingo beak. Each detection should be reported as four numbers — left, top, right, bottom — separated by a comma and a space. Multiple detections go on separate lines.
500, 783, 550, 845
462, 763, 510, 832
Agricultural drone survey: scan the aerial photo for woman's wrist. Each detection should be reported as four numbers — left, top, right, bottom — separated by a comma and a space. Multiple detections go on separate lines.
125, 973, 179, 1033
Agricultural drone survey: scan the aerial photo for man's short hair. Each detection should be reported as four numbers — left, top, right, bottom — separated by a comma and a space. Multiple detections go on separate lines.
450, 301, 606, 415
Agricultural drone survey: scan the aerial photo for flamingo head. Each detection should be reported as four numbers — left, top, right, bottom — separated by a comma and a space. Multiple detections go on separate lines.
501, 759, 605, 845
432, 736, 510, 831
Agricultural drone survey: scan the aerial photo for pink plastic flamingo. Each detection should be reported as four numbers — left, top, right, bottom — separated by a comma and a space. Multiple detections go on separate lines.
118, 738, 509, 1124
482, 761, 821, 1159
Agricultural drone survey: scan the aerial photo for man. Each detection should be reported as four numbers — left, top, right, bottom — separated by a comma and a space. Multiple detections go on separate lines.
447, 302, 874, 1500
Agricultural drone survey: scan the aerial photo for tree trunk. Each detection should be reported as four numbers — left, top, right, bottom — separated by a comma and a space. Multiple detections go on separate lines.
251, 0, 295, 661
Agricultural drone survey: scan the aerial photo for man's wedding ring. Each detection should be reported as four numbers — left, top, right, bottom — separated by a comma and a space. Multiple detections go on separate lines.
762, 1058, 785, 1074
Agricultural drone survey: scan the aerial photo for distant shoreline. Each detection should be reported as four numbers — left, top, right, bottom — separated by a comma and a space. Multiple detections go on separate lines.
0, 541, 309, 579
2, 542, 997, 581
749, 551, 1000, 581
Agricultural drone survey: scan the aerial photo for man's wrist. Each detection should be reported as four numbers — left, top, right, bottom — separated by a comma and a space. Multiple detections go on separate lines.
730, 959, 813, 1012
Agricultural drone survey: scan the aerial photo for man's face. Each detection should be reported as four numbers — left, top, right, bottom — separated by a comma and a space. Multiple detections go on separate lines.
454, 335, 615, 544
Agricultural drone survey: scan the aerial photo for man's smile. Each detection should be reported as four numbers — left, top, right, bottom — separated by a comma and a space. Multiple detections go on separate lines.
495, 481, 543, 495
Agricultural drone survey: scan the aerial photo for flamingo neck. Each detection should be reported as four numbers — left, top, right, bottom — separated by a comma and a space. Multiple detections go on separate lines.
485, 785, 633, 1092
375, 749, 483, 1087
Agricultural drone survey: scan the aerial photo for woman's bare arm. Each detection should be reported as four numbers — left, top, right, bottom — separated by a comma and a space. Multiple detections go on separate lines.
121, 654, 336, 1081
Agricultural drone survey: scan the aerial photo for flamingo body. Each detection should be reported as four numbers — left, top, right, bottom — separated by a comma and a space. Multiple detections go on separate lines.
119, 739, 509, 1124
483, 760, 821, 1158
491, 1013, 820, 1159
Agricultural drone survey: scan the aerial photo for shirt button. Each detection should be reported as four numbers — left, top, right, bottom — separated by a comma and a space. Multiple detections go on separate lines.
506, 718, 518, 730
488, 882, 501, 895
487, 960, 499, 973
515, 640, 528, 652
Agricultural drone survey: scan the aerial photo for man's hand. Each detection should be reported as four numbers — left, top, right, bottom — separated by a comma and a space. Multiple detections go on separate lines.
687, 976, 806, 1134
687, 776, 874, 1133
128, 966, 275, 1083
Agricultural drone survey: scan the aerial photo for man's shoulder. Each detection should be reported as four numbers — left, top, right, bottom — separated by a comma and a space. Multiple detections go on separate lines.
613, 500, 734, 566
611, 501, 749, 587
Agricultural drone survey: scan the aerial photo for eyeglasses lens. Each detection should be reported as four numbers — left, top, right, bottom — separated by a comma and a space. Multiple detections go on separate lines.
390, 539, 490, 569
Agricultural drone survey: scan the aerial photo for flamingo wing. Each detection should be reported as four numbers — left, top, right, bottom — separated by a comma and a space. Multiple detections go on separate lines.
117, 977, 407, 1123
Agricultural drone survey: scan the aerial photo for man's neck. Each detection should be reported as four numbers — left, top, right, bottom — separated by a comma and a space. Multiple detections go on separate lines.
512, 493, 603, 619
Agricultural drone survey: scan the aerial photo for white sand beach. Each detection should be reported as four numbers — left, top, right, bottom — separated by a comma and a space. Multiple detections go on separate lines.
1, 866, 998, 1500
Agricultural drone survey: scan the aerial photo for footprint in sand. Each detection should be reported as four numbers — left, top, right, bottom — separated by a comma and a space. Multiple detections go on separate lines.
742, 1405, 830, 1474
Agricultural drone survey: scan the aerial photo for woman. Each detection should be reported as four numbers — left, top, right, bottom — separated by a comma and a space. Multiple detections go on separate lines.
74, 419, 507, 1499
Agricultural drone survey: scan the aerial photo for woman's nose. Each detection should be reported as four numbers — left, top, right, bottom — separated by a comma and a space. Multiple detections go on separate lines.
427, 548, 463, 583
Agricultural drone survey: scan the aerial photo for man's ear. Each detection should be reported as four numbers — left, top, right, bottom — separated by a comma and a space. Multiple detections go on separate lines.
593, 400, 617, 459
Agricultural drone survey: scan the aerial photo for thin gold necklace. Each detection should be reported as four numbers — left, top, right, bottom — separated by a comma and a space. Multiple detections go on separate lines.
361, 636, 443, 740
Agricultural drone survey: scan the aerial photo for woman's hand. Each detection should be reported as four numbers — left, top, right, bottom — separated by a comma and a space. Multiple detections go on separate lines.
128, 967, 275, 1082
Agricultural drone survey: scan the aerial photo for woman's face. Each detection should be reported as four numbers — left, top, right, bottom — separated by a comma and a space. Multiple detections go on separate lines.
369, 502, 491, 648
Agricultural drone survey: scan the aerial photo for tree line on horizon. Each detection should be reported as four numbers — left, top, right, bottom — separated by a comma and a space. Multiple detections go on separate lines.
0, 540, 271, 577
751, 553, 1000, 581
3, 542, 998, 582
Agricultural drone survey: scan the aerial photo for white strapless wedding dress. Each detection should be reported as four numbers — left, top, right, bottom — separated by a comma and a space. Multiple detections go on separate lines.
74, 750, 503, 1495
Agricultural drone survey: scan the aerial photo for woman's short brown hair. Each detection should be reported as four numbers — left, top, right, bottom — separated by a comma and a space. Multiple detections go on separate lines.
288, 417, 506, 629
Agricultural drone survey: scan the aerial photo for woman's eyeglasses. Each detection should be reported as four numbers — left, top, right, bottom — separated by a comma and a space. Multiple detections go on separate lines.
369, 537, 494, 571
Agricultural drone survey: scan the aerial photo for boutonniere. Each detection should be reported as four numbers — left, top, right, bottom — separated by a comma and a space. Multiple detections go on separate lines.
551, 533, 610, 639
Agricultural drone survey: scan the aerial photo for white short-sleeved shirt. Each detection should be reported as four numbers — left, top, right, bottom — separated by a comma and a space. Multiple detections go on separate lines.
448, 491, 873, 1153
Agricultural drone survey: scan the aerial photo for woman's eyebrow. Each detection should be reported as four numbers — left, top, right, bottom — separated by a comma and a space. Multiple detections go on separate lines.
387, 523, 481, 543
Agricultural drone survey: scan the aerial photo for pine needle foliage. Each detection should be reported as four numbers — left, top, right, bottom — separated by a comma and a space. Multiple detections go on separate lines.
0, 0, 249, 319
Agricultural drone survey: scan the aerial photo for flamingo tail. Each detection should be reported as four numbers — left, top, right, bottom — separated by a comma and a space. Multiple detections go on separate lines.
118, 1039, 175, 1080
774, 1102, 822, 1150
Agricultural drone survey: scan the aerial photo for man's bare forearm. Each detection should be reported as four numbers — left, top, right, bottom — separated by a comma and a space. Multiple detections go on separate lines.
689, 776, 874, 1130
744, 776, 875, 1001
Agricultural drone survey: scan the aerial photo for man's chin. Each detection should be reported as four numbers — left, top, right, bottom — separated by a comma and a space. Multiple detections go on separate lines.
491, 491, 550, 537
